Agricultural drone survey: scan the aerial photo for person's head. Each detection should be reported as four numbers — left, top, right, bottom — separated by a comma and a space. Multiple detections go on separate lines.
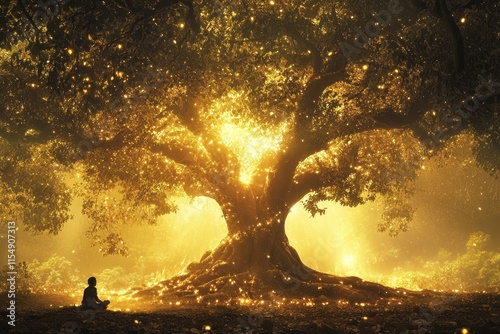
87, 276, 97, 287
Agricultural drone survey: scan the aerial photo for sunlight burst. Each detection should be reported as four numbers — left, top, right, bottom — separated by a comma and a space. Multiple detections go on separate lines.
220, 121, 287, 185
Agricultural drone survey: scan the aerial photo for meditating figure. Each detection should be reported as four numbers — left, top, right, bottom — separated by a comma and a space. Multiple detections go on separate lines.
81, 276, 110, 310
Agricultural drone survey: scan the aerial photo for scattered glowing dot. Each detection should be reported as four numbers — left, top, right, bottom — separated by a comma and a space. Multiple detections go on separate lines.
67, 49, 73, 55
134, 319, 139, 324
362, 64, 368, 70
179, 23, 185, 28
117, 44, 123, 49
204, 325, 211, 331
462, 329, 468, 334
478, 207, 482, 211
460, 18, 466, 23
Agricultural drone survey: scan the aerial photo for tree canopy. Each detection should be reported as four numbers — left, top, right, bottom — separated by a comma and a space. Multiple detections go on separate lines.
1, 0, 499, 263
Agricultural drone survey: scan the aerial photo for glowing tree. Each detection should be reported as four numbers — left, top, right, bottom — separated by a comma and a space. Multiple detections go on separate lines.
1, 0, 498, 297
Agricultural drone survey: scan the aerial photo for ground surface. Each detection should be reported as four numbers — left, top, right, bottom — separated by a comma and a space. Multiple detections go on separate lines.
2, 292, 500, 333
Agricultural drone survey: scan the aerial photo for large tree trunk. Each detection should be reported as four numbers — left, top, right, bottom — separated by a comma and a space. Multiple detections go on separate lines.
145, 200, 397, 302
186, 220, 306, 279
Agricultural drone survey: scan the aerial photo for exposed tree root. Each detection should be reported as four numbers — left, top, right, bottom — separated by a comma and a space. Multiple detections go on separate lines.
132, 234, 413, 305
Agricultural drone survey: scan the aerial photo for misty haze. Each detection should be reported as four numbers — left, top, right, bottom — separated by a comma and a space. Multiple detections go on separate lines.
0, 0, 499, 333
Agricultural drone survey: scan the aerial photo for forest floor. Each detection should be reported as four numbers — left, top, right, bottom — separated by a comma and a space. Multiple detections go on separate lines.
2, 292, 500, 334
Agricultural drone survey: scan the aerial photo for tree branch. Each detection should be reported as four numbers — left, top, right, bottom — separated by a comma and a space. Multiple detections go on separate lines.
171, 94, 240, 180
335, 88, 434, 140
435, 0, 465, 73
284, 24, 323, 74
264, 49, 347, 209
148, 141, 204, 168
411, 0, 465, 73
17, 0, 40, 36
286, 169, 326, 207
280, 88, 434, 208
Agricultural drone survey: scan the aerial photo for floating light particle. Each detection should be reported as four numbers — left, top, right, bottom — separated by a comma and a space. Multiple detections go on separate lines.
204, 325, 211, 331
134, 319, 139, 324
269, 0, 275, 4
460, 18, 466, 23
117, 44, 123, 49
362, 64, 368, 70
179, 23, 185, 28
67, 49, 73, 55
462, 329, 468, 334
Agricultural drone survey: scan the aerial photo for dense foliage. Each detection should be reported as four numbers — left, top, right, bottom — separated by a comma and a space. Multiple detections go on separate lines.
0, 0, 498, 261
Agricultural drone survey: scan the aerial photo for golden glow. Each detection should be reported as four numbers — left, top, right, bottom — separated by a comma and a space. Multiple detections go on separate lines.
215, 92, 288, 185
219, 118, 287, 185
342, 254, 355, 267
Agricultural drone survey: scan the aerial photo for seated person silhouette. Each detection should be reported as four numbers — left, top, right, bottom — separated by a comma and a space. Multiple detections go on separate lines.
81, 276, 110, 311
